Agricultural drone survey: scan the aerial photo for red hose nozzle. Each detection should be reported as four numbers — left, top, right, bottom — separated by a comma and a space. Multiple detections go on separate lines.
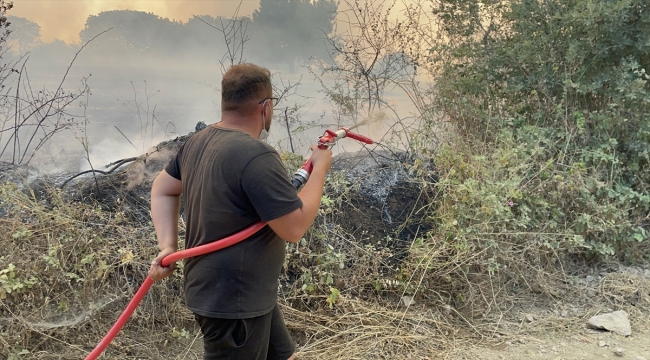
342, 128, 374, 144
292, 127, 374, 189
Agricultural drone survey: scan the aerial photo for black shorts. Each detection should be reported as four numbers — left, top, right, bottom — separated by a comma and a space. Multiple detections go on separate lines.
194, 304, 295, 360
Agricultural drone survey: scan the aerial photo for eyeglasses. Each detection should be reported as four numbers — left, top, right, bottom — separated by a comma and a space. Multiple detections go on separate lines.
259, 97, 279, 107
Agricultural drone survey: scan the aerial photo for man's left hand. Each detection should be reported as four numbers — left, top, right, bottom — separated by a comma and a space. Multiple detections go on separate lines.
148, 247, 177, 281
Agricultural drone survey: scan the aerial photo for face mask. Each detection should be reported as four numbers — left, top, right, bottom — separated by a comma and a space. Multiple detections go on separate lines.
259, 101, 271, 141
259, 127, 269, 141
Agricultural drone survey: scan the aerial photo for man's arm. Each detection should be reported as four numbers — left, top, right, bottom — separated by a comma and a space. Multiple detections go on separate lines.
149, 169, 182, 281
267, 146, 332, 243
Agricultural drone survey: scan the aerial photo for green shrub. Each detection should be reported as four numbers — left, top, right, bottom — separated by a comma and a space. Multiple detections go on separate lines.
429, 0, 650, 259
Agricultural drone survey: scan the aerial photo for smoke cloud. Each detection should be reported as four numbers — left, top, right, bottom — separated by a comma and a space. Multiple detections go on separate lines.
12, 1, 412, 44
4, 1, 417, 174
12, 0, 259, 43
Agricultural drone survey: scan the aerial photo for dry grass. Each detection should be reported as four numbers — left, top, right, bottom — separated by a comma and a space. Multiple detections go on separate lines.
0, 167, 649, 359
0, 182, 194, 359
282, 298, 450, 359
0, 176, 459, 359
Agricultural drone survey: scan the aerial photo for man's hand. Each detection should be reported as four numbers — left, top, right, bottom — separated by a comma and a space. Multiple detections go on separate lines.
267, 145, 332, 243
148, 247, 177, 281
310, 145, 332, 171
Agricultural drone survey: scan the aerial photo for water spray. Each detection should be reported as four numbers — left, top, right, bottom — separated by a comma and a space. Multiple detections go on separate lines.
347, 109, 388, 131
85, 127, 374, 360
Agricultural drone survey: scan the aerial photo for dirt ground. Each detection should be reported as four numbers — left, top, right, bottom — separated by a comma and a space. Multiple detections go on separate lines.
461, 328, 650, 360
174, 322, 650, 360
455, 267, 650, 360
172, 287, 650, 360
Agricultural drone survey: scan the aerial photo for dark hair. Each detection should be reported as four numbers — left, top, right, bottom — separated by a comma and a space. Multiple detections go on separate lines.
221, 63, 272, 112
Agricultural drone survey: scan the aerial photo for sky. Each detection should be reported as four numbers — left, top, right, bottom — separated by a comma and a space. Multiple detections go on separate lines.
11, 0, 262, 43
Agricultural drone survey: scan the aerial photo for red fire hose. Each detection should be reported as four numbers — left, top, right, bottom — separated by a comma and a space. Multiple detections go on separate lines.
85, 128, 372, 359
85, 221, 267, 360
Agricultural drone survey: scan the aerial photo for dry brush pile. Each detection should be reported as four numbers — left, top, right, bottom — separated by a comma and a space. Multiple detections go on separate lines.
0, 141, 456, 359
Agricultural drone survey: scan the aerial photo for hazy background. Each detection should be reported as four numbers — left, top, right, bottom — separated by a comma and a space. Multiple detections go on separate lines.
4, 0, 417, 172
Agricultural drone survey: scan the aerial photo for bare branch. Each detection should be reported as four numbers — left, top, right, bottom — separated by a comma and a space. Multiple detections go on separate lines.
194, 0, 249, 72
114, 126, 137, 150
0, 28, 112, 165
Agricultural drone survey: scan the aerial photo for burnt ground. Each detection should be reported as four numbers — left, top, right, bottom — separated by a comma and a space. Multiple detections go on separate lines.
327, 148, 435, 262
57, 139, 432, 265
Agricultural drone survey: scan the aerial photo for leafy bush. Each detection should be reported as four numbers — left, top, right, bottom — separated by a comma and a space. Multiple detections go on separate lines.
428, 0, 650, 259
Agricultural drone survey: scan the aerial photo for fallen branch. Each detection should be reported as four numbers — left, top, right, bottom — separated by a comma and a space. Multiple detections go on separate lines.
104, 157, 138, 170
60, 157, 138, 188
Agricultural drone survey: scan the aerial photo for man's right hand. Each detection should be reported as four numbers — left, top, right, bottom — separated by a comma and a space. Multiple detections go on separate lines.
309, 145, 332, 171
267, 145, 332, 243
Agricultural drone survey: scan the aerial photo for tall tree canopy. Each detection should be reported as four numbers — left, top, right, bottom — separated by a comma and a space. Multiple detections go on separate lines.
80, 10, 189, 61
250, 0, 337, 65
7, 16, 40, 53
73, 4, 338, 68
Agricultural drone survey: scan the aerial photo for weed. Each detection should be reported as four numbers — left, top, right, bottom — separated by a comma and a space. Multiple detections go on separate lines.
0, 264, 38, 299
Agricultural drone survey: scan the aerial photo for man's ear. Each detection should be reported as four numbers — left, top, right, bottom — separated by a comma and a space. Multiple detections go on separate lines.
262, 100, 271, 117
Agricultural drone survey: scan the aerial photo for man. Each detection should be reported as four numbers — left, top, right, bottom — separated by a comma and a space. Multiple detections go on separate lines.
148, 63, 332, 360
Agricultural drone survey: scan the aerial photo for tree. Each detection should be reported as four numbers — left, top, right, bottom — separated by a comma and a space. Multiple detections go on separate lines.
249, 0, 337, 67
314, 0, 424, 122
0, 1, 12, 54
80, 10, 185, 62
190, 10, 252, 72
6, 16, 40, 54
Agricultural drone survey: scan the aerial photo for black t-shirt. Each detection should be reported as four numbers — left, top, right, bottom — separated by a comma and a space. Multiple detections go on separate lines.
164, 126, 302, 319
